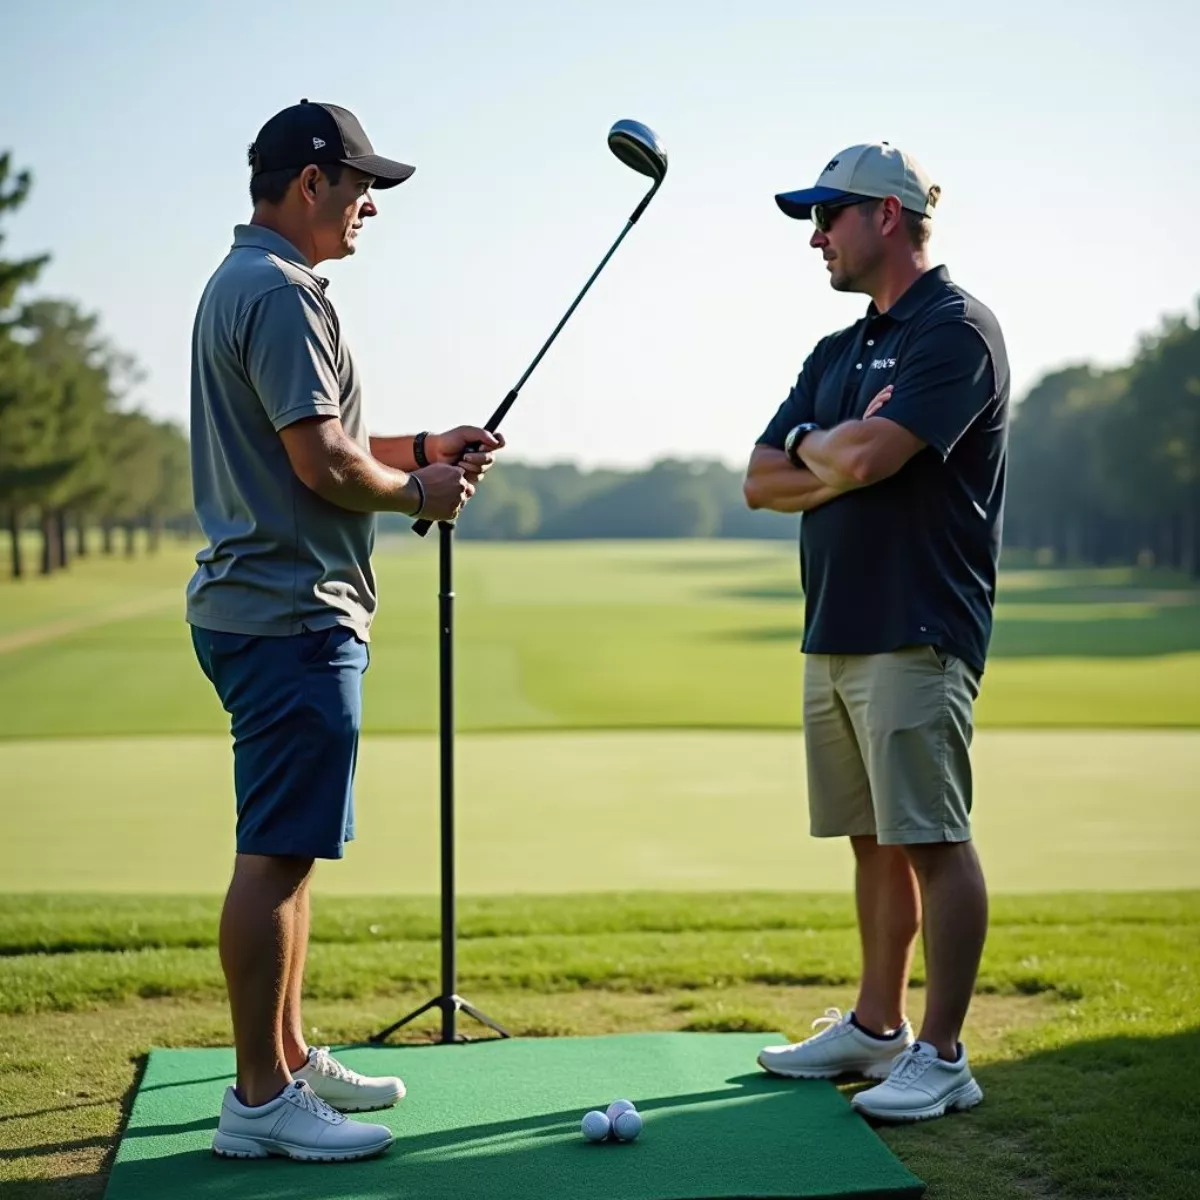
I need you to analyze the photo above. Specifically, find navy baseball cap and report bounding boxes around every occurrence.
[776,143,939,219]
[250,99,415,189]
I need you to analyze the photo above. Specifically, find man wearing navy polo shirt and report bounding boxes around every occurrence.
[745,144,1009,1122]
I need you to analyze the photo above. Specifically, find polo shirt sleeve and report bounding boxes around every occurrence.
[757,348,820,449]
[236,285,343,432]
[876,321,994,458]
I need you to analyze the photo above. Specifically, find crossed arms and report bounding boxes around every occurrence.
[743,386,927,514]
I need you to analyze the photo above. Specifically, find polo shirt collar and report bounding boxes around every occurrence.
[866,264,950,323]
[232,224,330,290]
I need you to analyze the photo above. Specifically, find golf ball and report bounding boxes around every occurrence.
[581,1110,611,1142]
[612,1109,643,1142]
[605,1098,637,1124]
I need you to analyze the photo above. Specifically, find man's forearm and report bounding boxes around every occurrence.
[744,448,847,513]
[369,435,419,472]
[314,438,424,514]
[796,424,877,489]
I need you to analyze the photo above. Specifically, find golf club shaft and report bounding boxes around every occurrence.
[411,184,658,537]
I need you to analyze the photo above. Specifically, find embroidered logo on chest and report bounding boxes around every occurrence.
[870,358,897,370]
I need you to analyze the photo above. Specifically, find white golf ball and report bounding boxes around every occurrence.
[605,1098,637,1124]
[612,1109,643,1142]
[581,1110,611,1142]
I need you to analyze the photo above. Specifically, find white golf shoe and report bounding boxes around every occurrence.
[757,1007,912,1079]
[851,1040,984,1122]
[292,1045,406,1112]
[212,1080,394,1162]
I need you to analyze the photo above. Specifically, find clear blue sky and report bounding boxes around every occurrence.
[4,0,1198,468]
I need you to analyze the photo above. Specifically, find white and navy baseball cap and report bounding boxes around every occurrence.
[776,143,940,219]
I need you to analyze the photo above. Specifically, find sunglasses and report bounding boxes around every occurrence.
[810,196,873,233]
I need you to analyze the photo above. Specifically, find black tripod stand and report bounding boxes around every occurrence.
[369,519,510,1044]
[370,119,667,1047]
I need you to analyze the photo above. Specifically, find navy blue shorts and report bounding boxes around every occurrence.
[191,624,369,859]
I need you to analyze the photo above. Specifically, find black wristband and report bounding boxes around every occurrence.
[408,473,426,517]
[784,422,821,468]
[413,430,431,468]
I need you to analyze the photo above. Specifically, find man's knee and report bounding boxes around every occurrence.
[850,834,882,860]
[851,834,911,869]
[903,839,981,879]
[230,852,315,896]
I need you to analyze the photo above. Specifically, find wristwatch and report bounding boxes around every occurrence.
[784,422,821,468]
[413,430,432,468]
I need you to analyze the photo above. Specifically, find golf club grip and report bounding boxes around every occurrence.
[409,448,481,536]
[411,390,517,536]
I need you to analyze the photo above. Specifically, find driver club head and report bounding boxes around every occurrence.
[607,119,668,183]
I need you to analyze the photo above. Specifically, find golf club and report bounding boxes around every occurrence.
[372,120,666,1046]
[411,118,667,536]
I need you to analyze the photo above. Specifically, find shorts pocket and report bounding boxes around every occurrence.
[297,624,351,665]
[927,644,952,671]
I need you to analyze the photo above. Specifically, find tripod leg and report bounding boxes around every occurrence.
[370,996,442,1044]
[455,997,512,1039]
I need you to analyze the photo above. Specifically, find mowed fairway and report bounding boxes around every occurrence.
[2,539,1199,895]
[3,730,1198,893]
[1,540,1199,739]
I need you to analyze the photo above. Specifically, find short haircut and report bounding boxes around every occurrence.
[903,209,932,249]
[860,198,931,249]
[247,147,343,205]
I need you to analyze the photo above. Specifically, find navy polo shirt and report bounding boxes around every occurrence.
[758,265,1010,674]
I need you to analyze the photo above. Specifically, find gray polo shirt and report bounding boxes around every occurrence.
[186,224,376,640]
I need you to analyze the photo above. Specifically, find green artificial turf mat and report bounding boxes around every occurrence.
[104,1033,923,1198]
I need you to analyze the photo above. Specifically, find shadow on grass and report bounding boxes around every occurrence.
[1,1176,110,1199]
[710,567,1200,658]
[856,1027,1200,1200]
[0,1057,149,1200]
[100,1053,148,1190]
[718,612,1200,657]
[712,592,1200,658]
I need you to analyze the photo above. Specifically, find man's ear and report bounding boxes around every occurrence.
[299,165,321,203]
[880,195,905,236]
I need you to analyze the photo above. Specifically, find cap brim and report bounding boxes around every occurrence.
[342,154,416,189]
[774,186,857,219]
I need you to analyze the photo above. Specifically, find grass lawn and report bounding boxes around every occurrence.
[2,541,1198,1197]
[1,892,1198,1199]
[1,730,1197,894]
[2,540,1199,736]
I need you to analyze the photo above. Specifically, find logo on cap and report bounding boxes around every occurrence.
[312,137,326,150]
[823,158,840,174]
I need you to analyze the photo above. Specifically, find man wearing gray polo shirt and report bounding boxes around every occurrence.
[188,99,504,1163]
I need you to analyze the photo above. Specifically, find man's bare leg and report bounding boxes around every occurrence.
[904,840,989,1060]
[281,873,313,1072]
[219,853,314,1107]
[850,835,922,1033]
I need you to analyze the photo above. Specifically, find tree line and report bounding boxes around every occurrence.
[395,457,801,542]
[0,154,190,579]
[3,147,1196,578]
[1004,311,1199,575]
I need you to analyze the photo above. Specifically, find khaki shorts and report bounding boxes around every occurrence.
[803,646,981,845]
